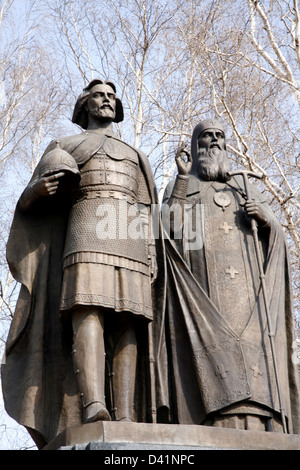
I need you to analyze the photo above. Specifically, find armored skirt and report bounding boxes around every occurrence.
[60,149,153,321]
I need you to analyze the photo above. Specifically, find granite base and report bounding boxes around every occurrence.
[42,421,300,451]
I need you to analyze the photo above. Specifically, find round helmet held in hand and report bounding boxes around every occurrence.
[39,141,81,193]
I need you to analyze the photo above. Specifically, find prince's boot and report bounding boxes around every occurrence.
[112,326,137,422]
[72,308,111,423]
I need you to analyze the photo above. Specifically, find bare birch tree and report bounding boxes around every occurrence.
[0,0,74,450]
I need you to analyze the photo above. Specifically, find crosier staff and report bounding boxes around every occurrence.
[228,169,288,434]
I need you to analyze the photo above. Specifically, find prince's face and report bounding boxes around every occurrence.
[87,84,116,122]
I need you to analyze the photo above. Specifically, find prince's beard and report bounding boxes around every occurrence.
[196,148,231,182]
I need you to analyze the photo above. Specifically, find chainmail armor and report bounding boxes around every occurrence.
[63,151,150,268]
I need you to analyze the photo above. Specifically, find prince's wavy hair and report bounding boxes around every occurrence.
[72,79,124,129]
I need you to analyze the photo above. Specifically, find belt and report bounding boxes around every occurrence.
[76,189,137,205]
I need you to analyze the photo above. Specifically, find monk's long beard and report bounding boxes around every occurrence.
[196,148,231,182]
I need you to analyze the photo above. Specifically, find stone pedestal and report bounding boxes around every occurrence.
[42,422,300,451]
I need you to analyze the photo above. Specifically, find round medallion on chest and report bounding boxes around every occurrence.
[213,191,231,211]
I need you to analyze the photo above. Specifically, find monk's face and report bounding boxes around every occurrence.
[195,128,230,182]
[87,84,116,122]
[197,129,226,153]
